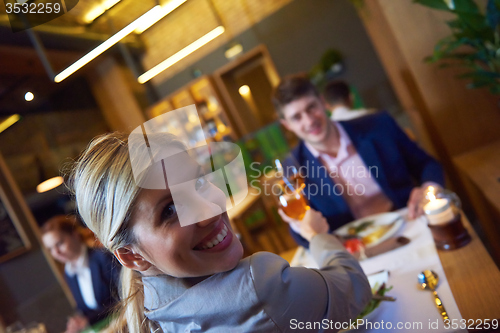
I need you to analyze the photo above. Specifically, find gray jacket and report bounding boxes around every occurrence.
[142,234,371,332]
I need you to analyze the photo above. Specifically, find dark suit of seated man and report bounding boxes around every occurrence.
[271,75,445,248]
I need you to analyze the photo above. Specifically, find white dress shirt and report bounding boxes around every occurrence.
[65,246,99,310]
[330,106,373,121]
[305,122,392,220]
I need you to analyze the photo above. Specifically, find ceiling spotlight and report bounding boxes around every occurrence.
[225,43,243,59]
[25,92,34,102]
[238,85,250,96]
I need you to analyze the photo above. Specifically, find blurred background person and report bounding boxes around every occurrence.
[41,215,120,333]
[323,80,375,121]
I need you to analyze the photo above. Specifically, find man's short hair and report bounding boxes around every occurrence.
[272,74,319,117]
[323,80,351,105]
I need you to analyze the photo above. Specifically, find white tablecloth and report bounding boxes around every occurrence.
[290,210,467,332]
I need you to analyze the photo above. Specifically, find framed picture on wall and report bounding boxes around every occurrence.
[0,200,30,264]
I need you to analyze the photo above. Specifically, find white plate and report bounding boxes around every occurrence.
[335,212,405,248]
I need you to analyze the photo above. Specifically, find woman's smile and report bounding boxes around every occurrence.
[130,186,243,278]
[193,219,233,251]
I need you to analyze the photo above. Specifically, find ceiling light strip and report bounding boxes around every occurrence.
[135,0,187,34]
[138,26,225,84]
[36,176,64,193]
[54,5,163,83]
[84,0,121,23]
[0,114,21,134]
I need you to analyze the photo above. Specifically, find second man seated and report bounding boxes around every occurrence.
[271,75,444,247]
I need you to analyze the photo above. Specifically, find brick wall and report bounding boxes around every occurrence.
[140,0,291,84]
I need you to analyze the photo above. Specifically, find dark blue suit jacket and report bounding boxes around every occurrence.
[65,247,120,324]
[289,112,445,247]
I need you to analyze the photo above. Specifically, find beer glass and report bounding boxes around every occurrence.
[273,156,309,220]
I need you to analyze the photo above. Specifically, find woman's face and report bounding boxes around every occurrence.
[42,230,82,264]
[129,150,244,278]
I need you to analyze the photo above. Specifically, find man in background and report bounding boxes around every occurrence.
[323,80,373,121]
[272,75,444,247]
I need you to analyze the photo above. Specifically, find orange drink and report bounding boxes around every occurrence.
[278,182,310,220]
[273,156,309,220]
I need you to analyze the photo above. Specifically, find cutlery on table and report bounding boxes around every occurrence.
[364,236,410,258]
[418,270,449,321]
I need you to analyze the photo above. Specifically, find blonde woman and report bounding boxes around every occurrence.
[70,132,371,333]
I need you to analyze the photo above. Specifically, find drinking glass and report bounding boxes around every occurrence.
[272,156,309,220]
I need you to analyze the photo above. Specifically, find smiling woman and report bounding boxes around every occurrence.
[70,131,372,333]
[40,215,120,332]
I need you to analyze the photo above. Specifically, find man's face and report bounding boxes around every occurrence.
[280,94,330,145]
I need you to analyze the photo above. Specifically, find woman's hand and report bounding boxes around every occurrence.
[278,208,329,242]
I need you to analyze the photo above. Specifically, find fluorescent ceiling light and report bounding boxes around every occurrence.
[0,114,21,134]
[55,2,181,83]
[138,26,225,84]
[36,176,64,193]
[83,0,121,24]
[135,0,186,34]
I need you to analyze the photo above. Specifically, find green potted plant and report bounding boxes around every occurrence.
[309,48,344,89]
[414,0,500,94]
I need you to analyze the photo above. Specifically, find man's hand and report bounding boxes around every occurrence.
[65,314,88,333]
[407,182,442,220]
[278,208,329,241]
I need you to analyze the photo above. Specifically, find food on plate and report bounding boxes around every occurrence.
[361,221,397,245]
[357,283,393,320]
[343,238,364,254]
[348,220,374,235]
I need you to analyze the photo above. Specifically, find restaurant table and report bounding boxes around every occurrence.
[279,210,500,331]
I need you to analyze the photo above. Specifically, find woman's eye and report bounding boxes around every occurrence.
[195,175,208,190]
[161,203,177,222]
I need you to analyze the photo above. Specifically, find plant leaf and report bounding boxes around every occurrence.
[446,18,463,28]
[453,0,480,14]
[414,0,451,11]
[416,0,500,94]
[456,12,491,37]
[458,70,500,78]
[486,0,500,28]
[467,81,492,88]
[488,84,500,93]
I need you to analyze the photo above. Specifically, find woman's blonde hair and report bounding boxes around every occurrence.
[70,131,182,333]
